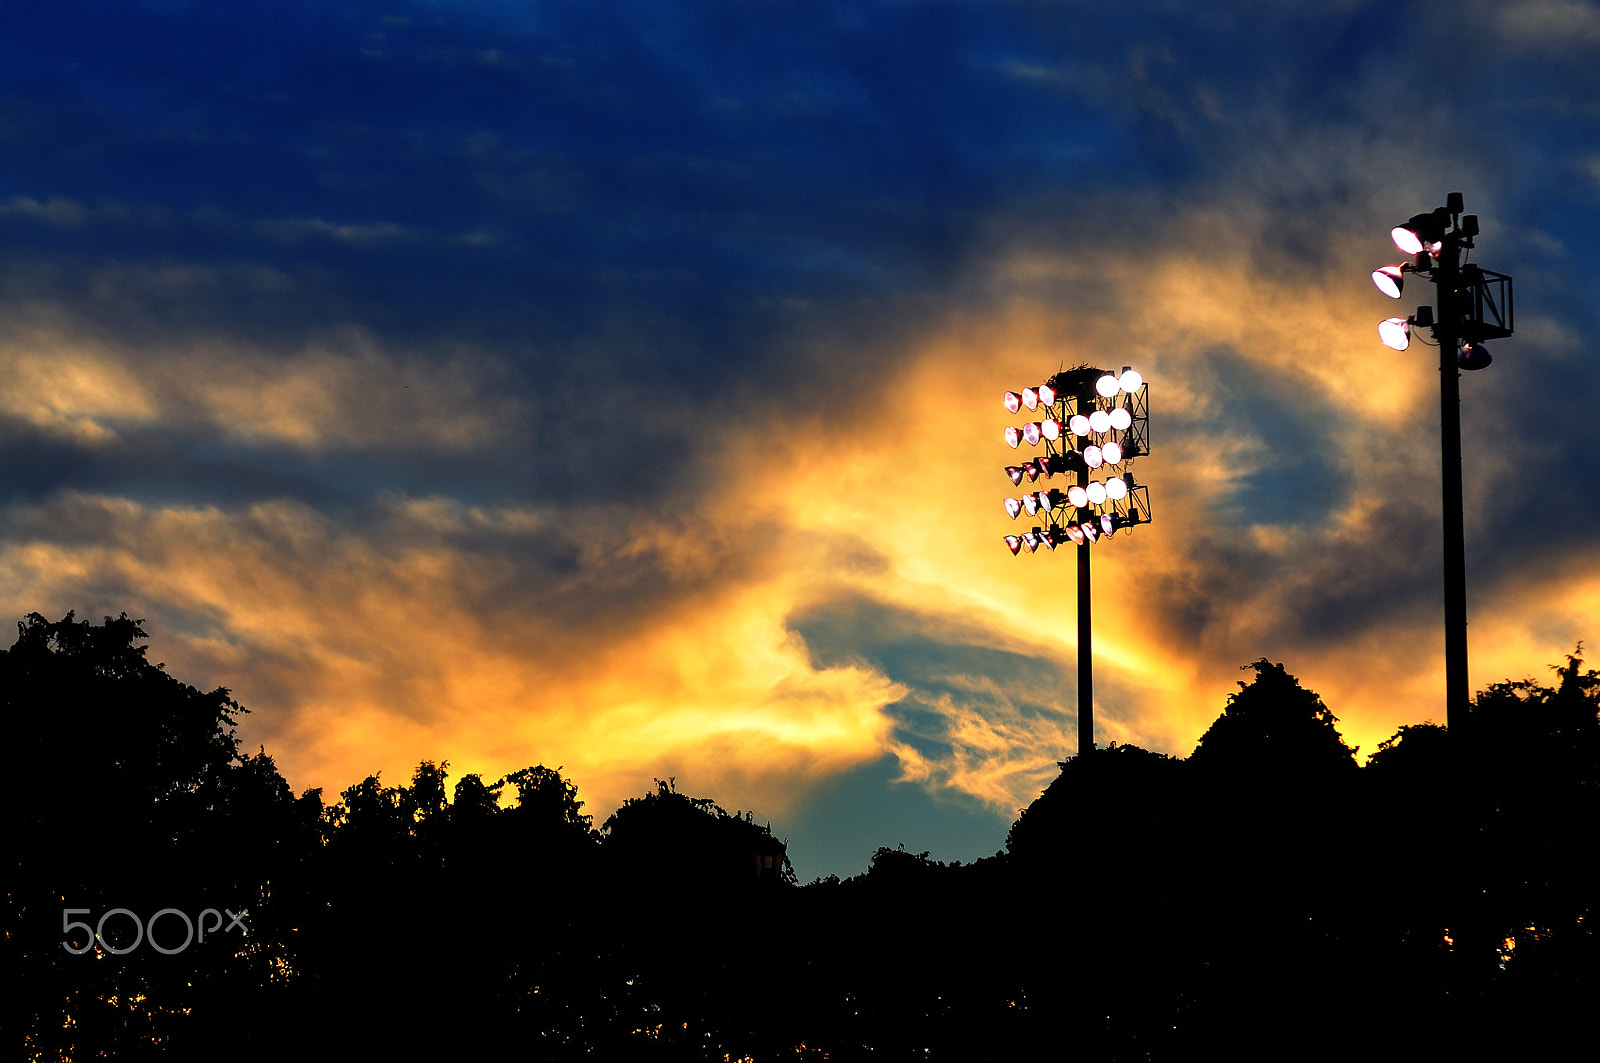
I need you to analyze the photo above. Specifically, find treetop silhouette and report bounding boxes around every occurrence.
[1189,658,1359,777]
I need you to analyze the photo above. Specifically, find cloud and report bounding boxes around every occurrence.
[0,196,92,227]
[1492,0,1600,46]
[0,317,523,456]
[0,488,907,820]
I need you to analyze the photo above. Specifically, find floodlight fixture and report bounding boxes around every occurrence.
[1095,374,1120,398]
[1021,530,1039,553]
[1457,340,1492,371]
[1037,384,1057,405]
[1101,441,1122,465]
[1023,493,1041,516]
[1088,409,1112,434]
[1066,484,1089,508]
[1119,368,1143,393]
[1081,520,1099,543]
[1004,535,1022,555]
[1372,264,1408,299]
[1379,317,1411,351]
[1064,525,1086,546]
[1086,481,1107,505]
[1084,445,1104,468]
[1023,422,1043,446]
[1391,210,1446,257]
[1005,426,1021,448]
[1105,476,1128,501]
[1004,391,1022,414]
[1109,407,1132,431]
[1040,418,1062,441]
[1069,414,1091,437]
[1005,497,1023,520]
[1391,224,1425,256]
[1023,460,1041,481]
[1005,465,1026,486]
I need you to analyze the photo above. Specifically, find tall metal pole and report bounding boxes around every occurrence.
[1434,234,1469,732]
[1077,462,1093,758]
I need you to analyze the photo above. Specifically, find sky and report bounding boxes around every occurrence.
[3,0,1598,882]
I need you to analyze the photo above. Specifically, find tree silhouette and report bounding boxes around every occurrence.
[9,609,1599,1061]
[1189,658,1359,777]
[601,777,794,891]
[1,612,308,1062]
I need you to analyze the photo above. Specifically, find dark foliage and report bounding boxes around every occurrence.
[5,613,1598,1061]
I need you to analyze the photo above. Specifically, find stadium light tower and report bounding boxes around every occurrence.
[1002,366,1151,758]
[1372,193,1513,732]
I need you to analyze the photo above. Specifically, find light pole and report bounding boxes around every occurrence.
[1373,193,1513,731]
[1002,366,1152,757]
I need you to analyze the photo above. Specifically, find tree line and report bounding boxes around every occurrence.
[4,611,1597,1060]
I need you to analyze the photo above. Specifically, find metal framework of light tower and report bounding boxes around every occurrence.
[1002,366,1152,757]
[1372,193,1514,732]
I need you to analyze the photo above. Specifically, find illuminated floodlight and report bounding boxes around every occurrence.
[1378,317,1411,351]
[1005,497,1023,520]
[1081,521,1099,543]
[1021,531,1039,553]
[1391,213,1443,256]
[1023,493,1041,516]
[1065,525,1086,546]
[1022,387,1040,410]
[1037,384,1056,405]
[1005,465,1026,486]
[1391,225,1425,255]
[1040,418,1062,441]
[1033,457,1053,479]
[1069,414,1091,437]
[1042,489,1064,511]
[1023,422,1043,446]
[1023,460,1041,482]
[1101,441,1123,465]
[1067,484,1089,508]
[1088,409,1112,434]
[1118,369,1142,393]
[1100,514,1116,537]
[1005,426,1021,448]
[1086,481,1107,505]
[1372,265,1406,299]
[1004,391,1022,414]
[1004,535,1022,555]
[1096,374,1120,398]
[1109,407,1132,431]
[1084,445,1104,469]
[1038,529,1057,552]
[1105,476,1128,501]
